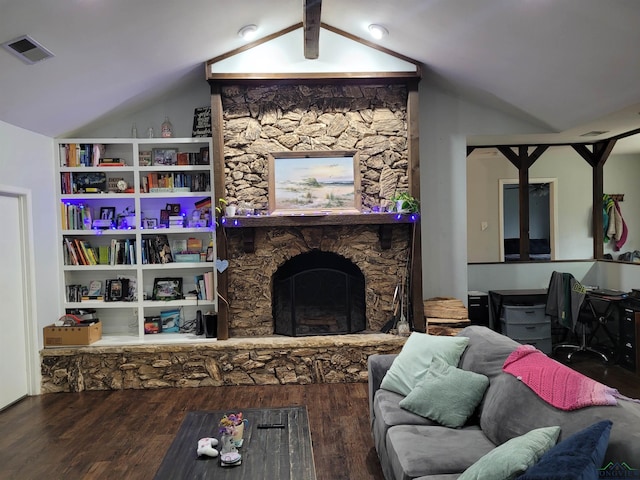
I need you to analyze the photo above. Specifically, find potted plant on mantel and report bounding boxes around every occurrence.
[392,191,420,213]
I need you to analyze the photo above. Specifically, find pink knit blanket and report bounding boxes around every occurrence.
[503,345,619,411]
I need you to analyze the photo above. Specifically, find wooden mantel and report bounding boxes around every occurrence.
[221,212,420,252]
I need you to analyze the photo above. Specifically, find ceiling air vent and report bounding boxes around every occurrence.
[580,130,609,137]
[2,35,54,64]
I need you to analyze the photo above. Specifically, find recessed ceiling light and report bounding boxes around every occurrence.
[368,24,389,40]
[238,24,258,41]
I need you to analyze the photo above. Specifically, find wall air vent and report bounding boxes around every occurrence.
[2,35,54,64]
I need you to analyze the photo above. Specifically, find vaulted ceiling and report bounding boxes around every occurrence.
[1,0,639,151]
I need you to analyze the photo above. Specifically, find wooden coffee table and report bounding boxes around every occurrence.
[154,406,316,479]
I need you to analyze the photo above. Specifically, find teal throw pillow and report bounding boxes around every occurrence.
[380,332,469,396]
[516,420,612,480]
[458,426,561,480]
[399,358,489,428]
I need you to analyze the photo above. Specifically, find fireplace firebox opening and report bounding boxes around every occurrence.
[272,250,366,337]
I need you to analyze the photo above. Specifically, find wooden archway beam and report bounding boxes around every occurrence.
[304,0,322,59]
[571,139,617,259]
[495,145,548,260]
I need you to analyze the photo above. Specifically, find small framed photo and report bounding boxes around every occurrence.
[165,203,181,215]
[152,148,178,166]
[142,218,158,229]
[198,147,210,165]
[100,207,116,221]
[105,278,129,302]
[152,277,183,301]
[206,246,214,262]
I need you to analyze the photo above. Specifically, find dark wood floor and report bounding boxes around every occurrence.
[0,353,638,480]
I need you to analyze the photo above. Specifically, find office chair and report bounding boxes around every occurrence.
[546,271,609,363]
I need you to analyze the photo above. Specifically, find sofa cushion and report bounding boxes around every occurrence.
[387,425,496,480]
[516,420,612,480]
[380,332,469,396]
[458,426,560,480]
[399,358,490,428]
[457,326,520,380]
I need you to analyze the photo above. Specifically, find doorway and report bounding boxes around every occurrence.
[0,189,37,410]
[499,178,558,261]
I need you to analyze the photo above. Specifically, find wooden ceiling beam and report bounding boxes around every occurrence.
[304,0,322,59]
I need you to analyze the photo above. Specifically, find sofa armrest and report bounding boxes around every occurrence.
[368,353,397,424]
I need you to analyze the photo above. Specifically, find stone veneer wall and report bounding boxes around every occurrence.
[40,334,405,393]
[221,83,409,211]
[219,84,413,337]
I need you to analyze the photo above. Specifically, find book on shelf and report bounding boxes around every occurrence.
[60,203,93,230]
[204,271,214,301]
[98,158,125,167]
[64,239,80,265]
[60,143,99,167]
[81,295,104,301]
[66,284,82,302]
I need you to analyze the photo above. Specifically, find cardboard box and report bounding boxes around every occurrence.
[43,321,102,347]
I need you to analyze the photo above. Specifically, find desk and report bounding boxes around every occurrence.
[488,289,548,331]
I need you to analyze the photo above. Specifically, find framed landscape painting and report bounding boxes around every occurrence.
[268,151,361,215]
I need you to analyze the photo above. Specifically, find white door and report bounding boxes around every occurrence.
[0,193,29,409]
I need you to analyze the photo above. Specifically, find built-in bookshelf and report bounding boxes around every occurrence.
[55,138,217,346]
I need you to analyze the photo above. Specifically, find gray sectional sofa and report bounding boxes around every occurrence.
[368,325,640,480]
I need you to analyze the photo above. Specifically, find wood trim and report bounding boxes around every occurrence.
[210,84,229,340]
[407,79,424,331]
[320,23,422,72]
[496,145,548,261]
[303,0,322,59]
[206,23,302,71]
[207,71,420,82]
[205,22,421,82]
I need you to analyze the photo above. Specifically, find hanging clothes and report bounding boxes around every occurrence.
[603,194,615,242]
[614,199,628,251]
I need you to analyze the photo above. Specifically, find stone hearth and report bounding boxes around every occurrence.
[40,334,406,393]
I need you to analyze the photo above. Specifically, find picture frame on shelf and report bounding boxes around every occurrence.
[100,207,116,221]
[142,218,158,229]
[267,150,361,215]
[152,277,183,301]
[198,147,210,165]
[206,246,214,262]
[73,172,107,194]
[152,148,178,166]
[139,151,152,166]
[165,203,181,215]
[105,278,129,302]
[159,209,170,228]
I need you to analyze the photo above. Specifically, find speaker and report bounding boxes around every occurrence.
[204,313,217,338]
[195,310,204,336]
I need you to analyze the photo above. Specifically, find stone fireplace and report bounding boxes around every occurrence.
[272,250,366,336]
[214,82,421,338]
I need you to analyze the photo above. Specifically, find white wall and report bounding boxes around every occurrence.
[418,76,552,302]
[468,261,599,293]
[0,120,57,390]
[71,75,210,138]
